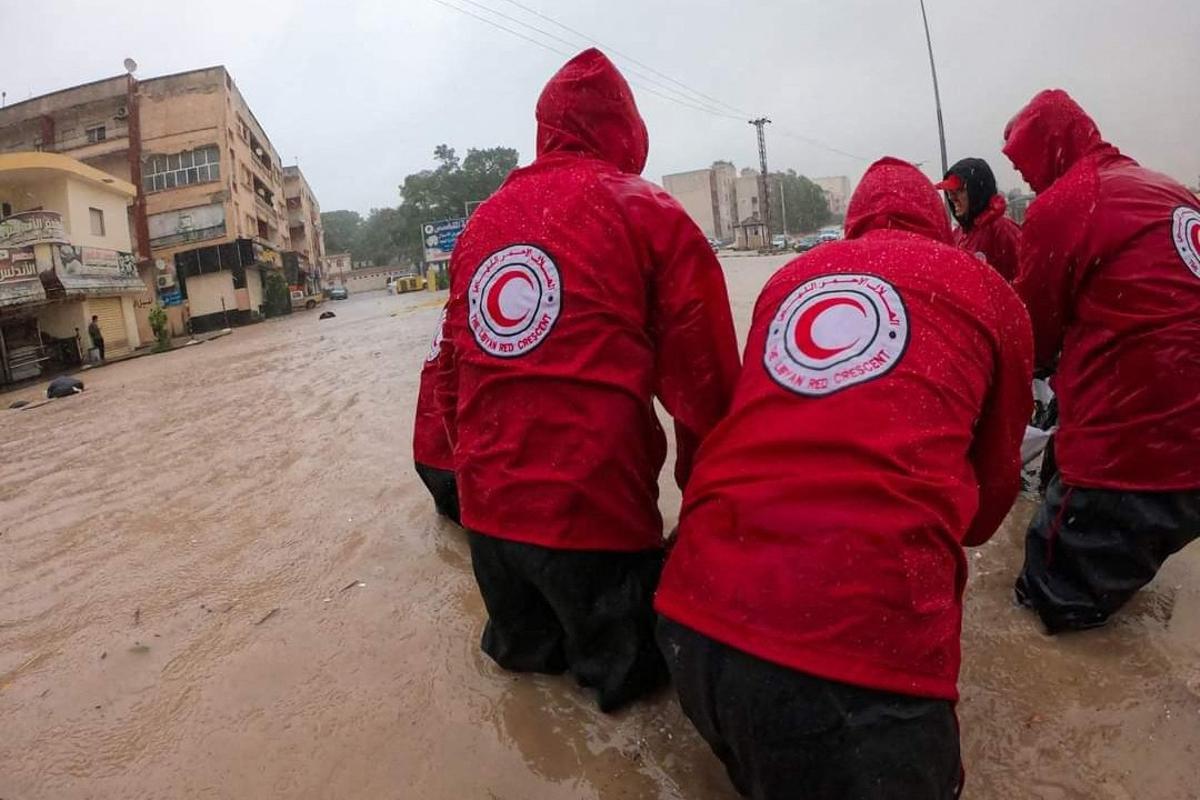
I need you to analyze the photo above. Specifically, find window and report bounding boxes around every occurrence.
[142,145,221,193]
[89,208,105,236]
[85,125,107,143]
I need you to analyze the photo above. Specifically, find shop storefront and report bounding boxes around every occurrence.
[0,211,144,383]
[172,238,284,333]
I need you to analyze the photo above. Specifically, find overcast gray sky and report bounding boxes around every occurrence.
[6,0,1198,214]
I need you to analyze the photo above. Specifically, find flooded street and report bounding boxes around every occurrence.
[2,256,1199,799]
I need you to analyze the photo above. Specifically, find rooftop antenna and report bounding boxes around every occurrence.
[123,58,138,75]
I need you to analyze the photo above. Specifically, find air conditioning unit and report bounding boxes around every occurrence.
[114,105,129,120]
[156,274,176,289]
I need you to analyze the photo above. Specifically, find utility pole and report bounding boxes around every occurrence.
[919,0,949,176]
[749,117,772,243]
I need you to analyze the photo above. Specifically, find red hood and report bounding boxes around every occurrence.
[844,157,952,244]
[1002,89,1113,193]
[535,49,649,175]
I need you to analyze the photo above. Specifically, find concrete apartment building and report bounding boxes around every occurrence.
[813,175,852,217]
[0,152,142,384]
[734,168,766,226]
[0,66,317,335]
[661,161,738,241]
[662,161,772,248]
[283,165,324,296]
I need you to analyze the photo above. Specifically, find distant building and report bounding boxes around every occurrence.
[662,161,738,241]
[812,175,852,217]
[320,252,351,288]
[340,264,411,294]
[735,168,764,226]
[0,66,318,334]
[283,165,325,296]
[0,152,144,383]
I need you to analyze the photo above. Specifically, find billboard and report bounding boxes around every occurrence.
[0,210,67,248]
[421,218,467,264]
[0,246,47,307]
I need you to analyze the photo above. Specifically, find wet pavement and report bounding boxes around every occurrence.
[1,258,1198,799]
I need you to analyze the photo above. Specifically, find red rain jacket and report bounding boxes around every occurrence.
[953,194,1021,281]
[435,49,740,551]
[1004,89,1200,491]
[413,305,453,470]
[656,158,1033,701]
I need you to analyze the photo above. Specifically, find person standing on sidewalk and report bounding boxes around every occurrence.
[436,49,740,712]
[655,157,1033,799]
[934,157,1021,281]
[87,315,105,362]
[1004,89,1200,633]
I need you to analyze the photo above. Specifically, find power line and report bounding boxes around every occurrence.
[429,0,744,121]
[430,0,868,162]
[484,0,869,162]
[774,127,872,163]
[448,0,741,119]
[494,0,753,118]
[428,0,570,57]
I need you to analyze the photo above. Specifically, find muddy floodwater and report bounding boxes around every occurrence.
[2,255,1198,799]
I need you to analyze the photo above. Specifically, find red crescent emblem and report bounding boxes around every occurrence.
[486,270,534,327]
[1190,222,1200,256]
[794,297,866,360]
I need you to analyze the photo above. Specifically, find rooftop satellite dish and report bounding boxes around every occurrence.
[123,58,138,75]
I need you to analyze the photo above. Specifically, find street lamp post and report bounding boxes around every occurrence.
[919,0,949,177]
[778,180,788,239]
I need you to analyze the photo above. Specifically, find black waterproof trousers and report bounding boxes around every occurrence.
[656,617,962,800]
[467,531,667,712]
[414,462,460,526]
[1017,475,1200,633]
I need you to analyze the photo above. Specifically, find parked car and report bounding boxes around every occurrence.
[705,237,721,253]
[329,286,349,300]
[817,225,843,243]
[770,235,789,250]
[793,234,821,253]
[290,289,324,311]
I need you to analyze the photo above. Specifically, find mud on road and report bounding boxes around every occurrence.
[2,260,1199,799]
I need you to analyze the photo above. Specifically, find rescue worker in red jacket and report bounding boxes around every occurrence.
[436,49,740,712]
[655,157,1033,799]
[934,157,1021,281]
[1004,89,1200,633]
[413,304,459,524]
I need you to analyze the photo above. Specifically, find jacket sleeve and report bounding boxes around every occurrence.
[434,270,466,455]
[964,286,1034,547]
[988,219,1021,283]
[1011,174,1095,369]
[641,193,741,491]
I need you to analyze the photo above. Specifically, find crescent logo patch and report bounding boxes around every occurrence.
[425,306,447,363]
[468,244,561,357]
[763,272,909,396]
[1172,206,1200,279]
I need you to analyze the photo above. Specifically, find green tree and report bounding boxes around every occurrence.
[319,145,518,269]
[393,144,518,264]
[320,209,362,254]
[767,171,832,236]
[263,272,291,318]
